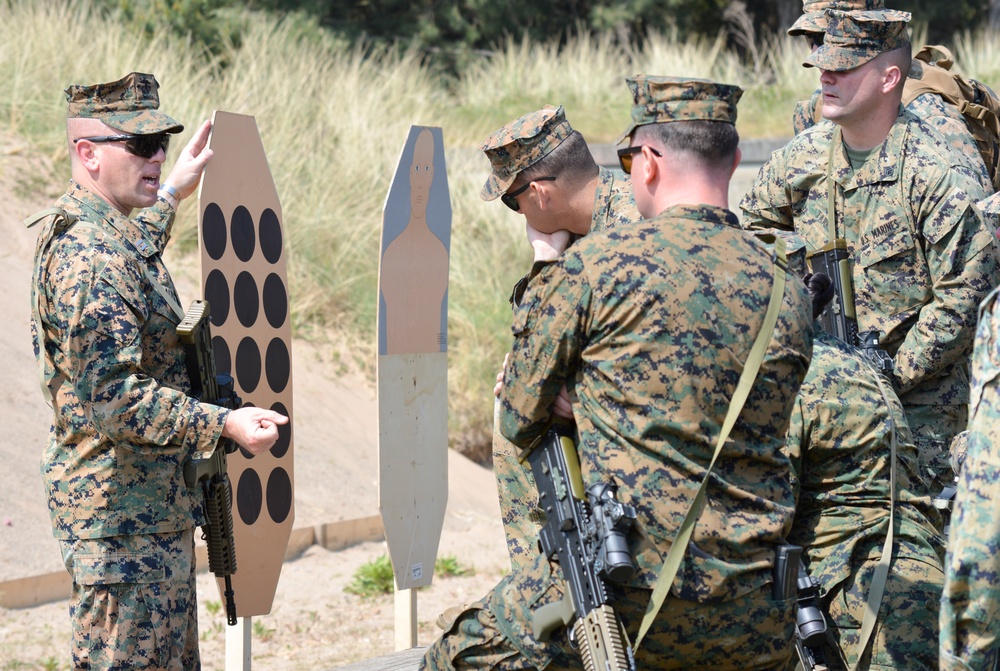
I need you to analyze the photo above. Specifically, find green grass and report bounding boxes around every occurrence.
[3,0,998,459]
[344,553,475,597]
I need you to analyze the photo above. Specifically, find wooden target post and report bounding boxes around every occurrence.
[198,111,294,669]
[377,126,451,649]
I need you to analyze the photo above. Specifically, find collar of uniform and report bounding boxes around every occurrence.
[827,108,907,191]
[64,180,160,259]
[591,166,617,232]
[660,203,742,229]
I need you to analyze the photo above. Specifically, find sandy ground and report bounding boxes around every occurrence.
[0,135,510,670]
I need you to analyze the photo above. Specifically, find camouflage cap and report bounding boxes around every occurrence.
[616,75,743,145]
[478,105,573,201]
[803,9,911,71]
[65,72,183,135]
[787,0,884,37]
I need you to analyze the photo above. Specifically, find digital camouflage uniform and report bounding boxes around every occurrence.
[422,76,815,671]
[28,73,228,670]
[480,107,639,572]
[939,271,1000,670]
[788,2,993,194]
[740,10,1000,505]
[786,329,945,670]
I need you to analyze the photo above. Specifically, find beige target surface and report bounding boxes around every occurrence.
[377,126,451,590]
[198,110,294,616]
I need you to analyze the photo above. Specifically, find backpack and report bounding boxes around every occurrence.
[904,44,1000,192]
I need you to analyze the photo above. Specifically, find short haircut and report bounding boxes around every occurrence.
[632,119,739,168]
[880,44,912,83]
[519,130,598,187]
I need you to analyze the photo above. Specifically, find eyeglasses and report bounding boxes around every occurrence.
[806,33,824,50]
[73,133,171,159]
[617,145,662,174]
[501,176,556,211]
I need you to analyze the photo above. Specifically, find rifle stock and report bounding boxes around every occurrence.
[177,299,241,626]
[522,421,637,671]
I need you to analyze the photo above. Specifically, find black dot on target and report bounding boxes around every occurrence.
[270,402,291,458]
[236,468,262,526]
[235,337,261,394]
[259,209,282,264]
[265,338,290,394]
[204,269,230,327]
[202,202,227,261]
[212,336,231,376]
[231,205,256,262]
[233,272,259,328]
[266,467,292,524]
[262,274,287,329]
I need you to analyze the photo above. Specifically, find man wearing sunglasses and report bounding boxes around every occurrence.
[26,72,287,670]
[421,76,814,670]
[787,0,991,193]
[474,106,639,577]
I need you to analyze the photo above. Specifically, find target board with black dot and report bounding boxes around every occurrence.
[377,125,451,591]
[198,110,293,617]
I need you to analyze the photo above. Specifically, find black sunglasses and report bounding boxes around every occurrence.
[501,176,556,211]
[806,32,824,50]
[74,133,171,159]
[617,145,663,174]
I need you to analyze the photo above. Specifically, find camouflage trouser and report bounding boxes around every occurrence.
[491,397,545,573]
[904,402,967,500]
[824,554,944,671]
[423,551,796,671]
[59,529,200,671]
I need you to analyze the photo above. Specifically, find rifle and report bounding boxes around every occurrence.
[774,545,848,671]
[521,420,638,671]
[177,299,241,626]
[807,240,894,375]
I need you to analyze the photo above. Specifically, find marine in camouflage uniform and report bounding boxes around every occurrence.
[787,1,993,195]
[422,76,814,670]
[478,106,639,573]
[787,274,945,670]
[940,194,1000,671]
[740,10,1000,507]
[28,73,284,670]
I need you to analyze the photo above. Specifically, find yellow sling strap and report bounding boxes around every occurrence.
[633,235,788,651]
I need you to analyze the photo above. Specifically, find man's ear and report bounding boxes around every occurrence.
[730,146,742,178]
[882,63,902,93]
[641,145,658,187]
[74,140,101,172]
[532,179,554,211]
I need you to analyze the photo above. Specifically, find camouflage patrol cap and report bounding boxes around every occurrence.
[804,9,911,72]
[65,72,183,135]
[616,75,743,145]
[787,0,884,37]
[478,105,573,201]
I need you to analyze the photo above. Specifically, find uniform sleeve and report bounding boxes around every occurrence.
[61,244,227,456]
[134,193,177,254]
[499,253,592,448]
[739,150,796,232]
[893,182,1000,394]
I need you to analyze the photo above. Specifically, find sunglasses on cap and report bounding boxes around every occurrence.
[617,145,662,174]
[74,133,171,159]
[501,176,556,211]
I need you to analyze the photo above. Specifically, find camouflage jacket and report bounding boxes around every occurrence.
[741,108,999,408]
[587,166,640,234]
[499,204,814,602]
[785,328,944,592]
[940,286,1000,671]
[30,180,228,540]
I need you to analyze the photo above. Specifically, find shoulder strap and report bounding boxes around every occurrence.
[633,236,789,651]
[852,372,898,669]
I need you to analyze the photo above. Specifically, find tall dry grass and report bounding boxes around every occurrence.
[3,0,998,458]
